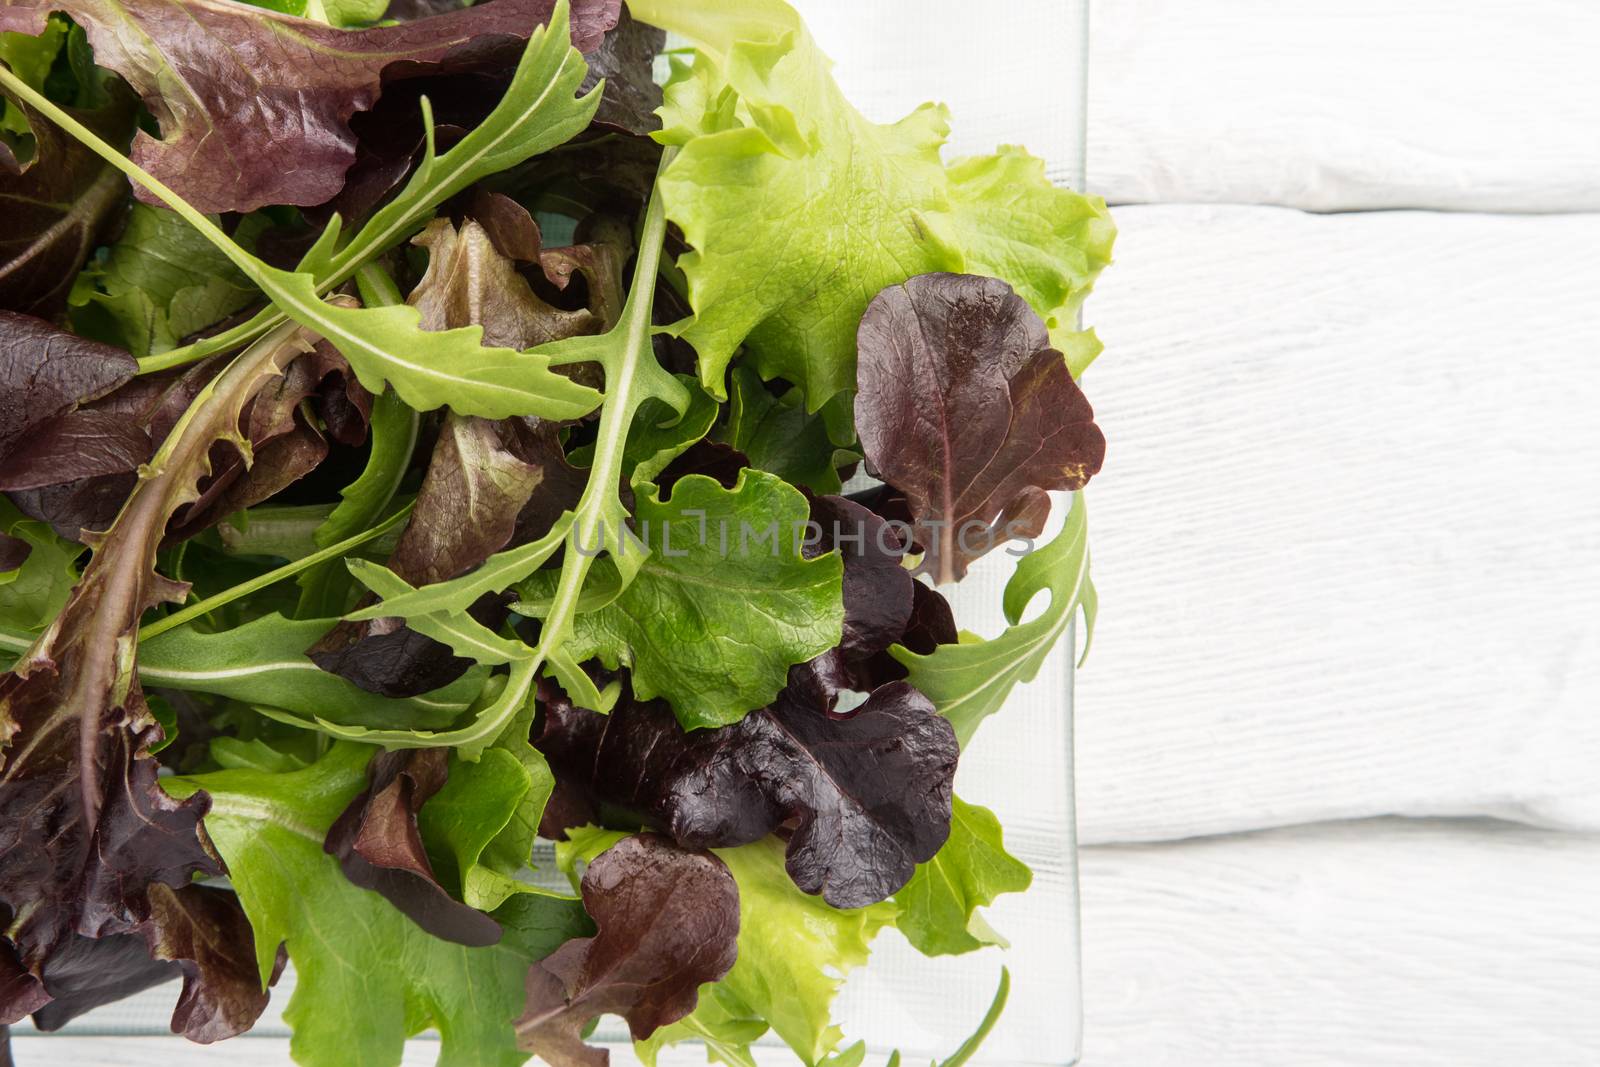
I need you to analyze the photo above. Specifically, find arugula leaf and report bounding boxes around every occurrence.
[0,0,618,214]
[520,470,844,728]
[893,796,1032,957]
[165,744,576,1067]
[891,493,1094,747]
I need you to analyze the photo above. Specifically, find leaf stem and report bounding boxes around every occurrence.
[138,503,413,642]
[535,145,679,662]
[0,64,257,283]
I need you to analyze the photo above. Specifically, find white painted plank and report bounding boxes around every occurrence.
[1079,819,1600,1066]
[1088,0,1600,212]
[796,0,1088,186]
[1075,204,1600,844]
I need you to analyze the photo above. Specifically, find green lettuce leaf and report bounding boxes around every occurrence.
[165,744,583,1067]
[74,203,261,357]
[418,701,557,911]
[931,146,1115,378]
[518,469,845,729]
[630,0,1114,410]
[893,796,1032,957]
[718,365,850,494]
[0,498,80,632]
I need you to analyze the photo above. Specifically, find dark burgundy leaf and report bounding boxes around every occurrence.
[0,411,151,491]
[0,88,135,320]
[23,884,272,1043]
[0,313,137,465]
[0,0,620,214]
[307,596,507,699]
[536,672,958,908]
[516,833,738,1064]
[5,358,221,541]
[0,319,334,1033]
[578,6,665,136]
[325,749,500,947]
[14,930,176,1030]
[5,477,132,544]
[901,581,959,655]
[855,272,1106,583]
[805,493,913,658]
[307,76,476,229]
[0,534,27,573]
[469,189,544,263]
[656,439,748,492]
[142,884,279,1043]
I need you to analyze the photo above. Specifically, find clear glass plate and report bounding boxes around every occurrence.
[21,2,1089,1063]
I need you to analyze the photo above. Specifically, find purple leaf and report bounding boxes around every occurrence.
[0,88,135,320]
[536,671,958,908]
[805,492,914,658]
[324,749,501,947]
[0,313,137,468]
[516,834,738,1065]
[0,0,621,214]
[577,6,665,136]
[0,320,336,1034]
[855,272,1105,583]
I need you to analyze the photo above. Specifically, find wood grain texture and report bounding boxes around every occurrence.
[1079,819,1600,1065]
[1088,0,1600,212]
[1076,203,1600,845]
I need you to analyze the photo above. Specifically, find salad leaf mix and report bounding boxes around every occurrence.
[0,0,1112,1063]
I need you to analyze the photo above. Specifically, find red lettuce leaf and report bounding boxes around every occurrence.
[324,748,501,947]
[577,5,664,136]
[0,0,621,214]
[3,358,218,542]
[855,272,1106,583]
[536,667,958,908]
[0,313,137,469]
[0,317,337,1035]
[516,833,738,1065]
[805,492,915,658]
[0,84,135,320]
[0,534,26,573]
